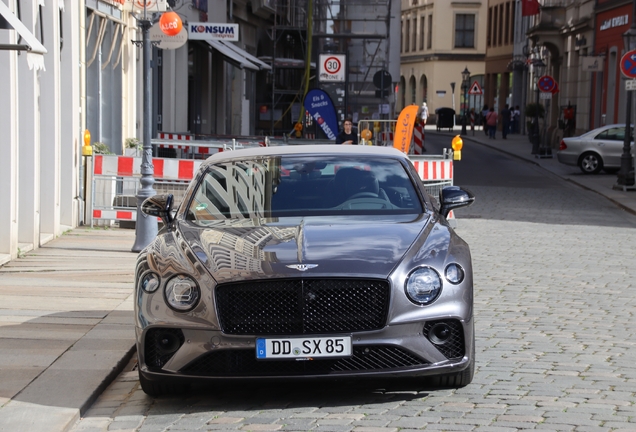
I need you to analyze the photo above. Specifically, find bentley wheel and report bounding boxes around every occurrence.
[138,368,189,397]
[579,152,603,174]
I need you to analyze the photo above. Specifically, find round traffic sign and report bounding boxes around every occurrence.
[538,75,556,93]
[323,56,341,75]
[620,49,636,79]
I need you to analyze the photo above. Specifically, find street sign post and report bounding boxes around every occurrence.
[318,54,345,82]
[468,81,482,95]
[620,49,636,79]
[538,75,556,93]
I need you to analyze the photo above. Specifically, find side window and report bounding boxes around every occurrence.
[595,130,609,140]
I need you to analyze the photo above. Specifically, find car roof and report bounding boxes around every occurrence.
[202,144,410,166]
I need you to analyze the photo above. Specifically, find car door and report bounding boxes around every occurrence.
[593,127,625,168]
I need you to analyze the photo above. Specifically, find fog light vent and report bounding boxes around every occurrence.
[423,319,465,360]
[144,328,185,370]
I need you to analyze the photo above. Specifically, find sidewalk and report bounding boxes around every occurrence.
[0,228,137,432]
[426,124,636,216]
[0,131,635,432]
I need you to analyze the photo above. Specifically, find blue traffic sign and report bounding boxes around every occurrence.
[620,49,636,79]
[538,75,556,93]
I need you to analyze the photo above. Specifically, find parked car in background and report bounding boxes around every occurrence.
[134,145,476,396]
[557,124,634,174]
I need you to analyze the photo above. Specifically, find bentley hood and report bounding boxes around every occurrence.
[178,215,430,283]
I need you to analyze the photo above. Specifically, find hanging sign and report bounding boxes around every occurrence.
[467,81,483,95]
[150,22,187,49]
[122,0,166,13]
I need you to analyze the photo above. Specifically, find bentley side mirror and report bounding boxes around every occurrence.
[439,186,475,218]
[141,194,174,228]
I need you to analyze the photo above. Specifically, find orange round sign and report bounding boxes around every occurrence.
[159,11,182,36]
[360,129,372,140]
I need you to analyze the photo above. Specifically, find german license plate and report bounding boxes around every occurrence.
[256,336,352,359]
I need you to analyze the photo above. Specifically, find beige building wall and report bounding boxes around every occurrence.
[399,0,487,118]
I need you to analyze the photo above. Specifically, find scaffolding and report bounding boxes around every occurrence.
[259,0,398,137]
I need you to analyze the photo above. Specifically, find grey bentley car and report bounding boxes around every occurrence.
[135,145,475,396]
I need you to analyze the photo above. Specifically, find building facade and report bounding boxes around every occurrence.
[399,0,487,122]
[1,0,84,265]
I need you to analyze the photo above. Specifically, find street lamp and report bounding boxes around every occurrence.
[615,0,636,189]
[131,7,160,252]
[461,67,470,135]
[530,57,546,155]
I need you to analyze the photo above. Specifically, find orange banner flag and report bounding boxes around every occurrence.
[393,105,420,154]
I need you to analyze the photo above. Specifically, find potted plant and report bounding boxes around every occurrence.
[124,137,142,156]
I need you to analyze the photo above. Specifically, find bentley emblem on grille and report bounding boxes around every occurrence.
[286,264,318,271]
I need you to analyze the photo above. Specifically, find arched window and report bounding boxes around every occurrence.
[420,75,428,103]
[409,76,417,104]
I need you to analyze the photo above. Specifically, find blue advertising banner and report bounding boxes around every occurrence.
[303,89,338,140]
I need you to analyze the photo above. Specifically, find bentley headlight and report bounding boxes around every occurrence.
[444,263,465,285]
[140,272,160,293]
[165,275,200,312]
[405,267,442,305]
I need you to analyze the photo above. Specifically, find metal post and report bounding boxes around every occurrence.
[461,84,467,135]
[616,89,634,187]
[132,16,158,252]
[531,83,540,155]
[615,0,636,188]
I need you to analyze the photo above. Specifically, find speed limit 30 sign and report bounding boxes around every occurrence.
[319,54,346,82]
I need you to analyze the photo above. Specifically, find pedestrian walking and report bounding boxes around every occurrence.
[420,102,429,127]
[500,104,511,139]
[512,105,521,134]
[481,104,489,136]
[486,107,497,139]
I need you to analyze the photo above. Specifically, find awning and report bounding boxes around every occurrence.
[0,1,47,71]
[206,40,270,71]
[218,40,271,71]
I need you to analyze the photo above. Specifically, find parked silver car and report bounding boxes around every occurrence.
[134,145,475,396]
[557,124,634,174]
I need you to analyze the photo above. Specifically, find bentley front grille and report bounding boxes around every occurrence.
[215,279,390,335]
[179,345,429,376]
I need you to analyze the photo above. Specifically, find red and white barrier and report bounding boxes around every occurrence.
[411,159,453,181]
[413,124,424,155]
[93,155,204,181]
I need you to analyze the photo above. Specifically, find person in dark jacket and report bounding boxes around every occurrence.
[336,118,358,144]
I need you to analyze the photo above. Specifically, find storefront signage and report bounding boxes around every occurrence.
[188,22,239,41]
[581,56,603,72]
[600,15,629,31]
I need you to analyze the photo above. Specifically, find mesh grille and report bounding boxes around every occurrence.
[216,279,390,335]
[423,319,465,360]
[179,345,429,376]
[144,328,185,370]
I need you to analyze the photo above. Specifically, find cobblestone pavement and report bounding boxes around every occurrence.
[70,163,636,431]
